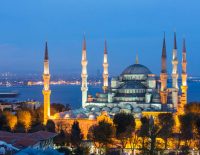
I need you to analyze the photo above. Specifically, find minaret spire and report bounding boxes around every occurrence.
[174,32,177,49]
[104,40,107,54]
[43,42,51,125]
[81,35,88,108]
[161,33,167,73]
[44,42,48,60]
[135,53,139,64]
[82,34,86,51]
[171,32,179,109]
[182,38,187,64]
[160,33,168,105]
[103,40,109,92]
[181,38,187,84]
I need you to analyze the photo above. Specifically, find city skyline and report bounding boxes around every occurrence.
[0,0,199,76]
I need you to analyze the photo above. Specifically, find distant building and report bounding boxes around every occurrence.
[0,131,57,154]
[0,102,20,111]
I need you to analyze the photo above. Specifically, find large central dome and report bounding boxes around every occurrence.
[122,64,152,75]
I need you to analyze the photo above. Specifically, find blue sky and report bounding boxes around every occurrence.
[0,0,199,76]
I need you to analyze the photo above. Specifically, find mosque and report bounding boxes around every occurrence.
[42,33,188,132]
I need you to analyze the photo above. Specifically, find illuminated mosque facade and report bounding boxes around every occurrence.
[42,33,188,125]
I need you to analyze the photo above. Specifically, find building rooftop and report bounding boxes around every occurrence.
[0,130,57,150]
[122,63,152,75]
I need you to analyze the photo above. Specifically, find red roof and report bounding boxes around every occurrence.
[0,131,57,149]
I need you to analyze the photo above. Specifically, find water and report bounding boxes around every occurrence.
[0,82,199,109]
[0,85,101,109]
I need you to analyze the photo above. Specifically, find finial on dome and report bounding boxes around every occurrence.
[135,53,139,64]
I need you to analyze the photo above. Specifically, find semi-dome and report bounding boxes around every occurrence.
[122,64,152,75]
[102,107,111,112]
[91,106,101,112]
[124,104,133,110]
[120,81,146,89]
[76,113,87,118]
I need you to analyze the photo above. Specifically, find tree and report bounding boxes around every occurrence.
[0,113,7,130]
[32,106,43,125]
[138,116,162,155]
[138,117,150,153]
[70,121,83,148]
[0,111,17,131]
[179,114,193,148]
[128,130,140,155]
[148,117,161,155]
[88,120,114,154]
[195,117,200,154]
[185,102,200,114]
[6,113,17,132]
[46,119,56,132]
[113,112,135,153]
[17,110,32,132]
[57,147,71,155]
[54,129,71,147]
[51,103,71,116]
[182,104,200,153]
[158,113,175,149]
[71,146,90,155]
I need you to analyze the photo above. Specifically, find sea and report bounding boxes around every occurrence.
[0,81,199,109]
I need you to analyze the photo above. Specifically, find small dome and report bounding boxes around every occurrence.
[91,106,101,112]
[122,64,152,75]
[133,107,142,113]
[102,107,111,112]
[111,107,120,113]
[88,113,97,120]
[124,104,133,110]
[76,113,87,118]
[107,104,114,108]
[64,112,74,119]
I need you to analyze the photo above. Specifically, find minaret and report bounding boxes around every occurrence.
[160,33,168,105]
[81,36,88,108]
[102,40,109,92]
[179,38,188,114]
[43,42,51,125]
[171,32,179,109]
[172,32,179,89]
